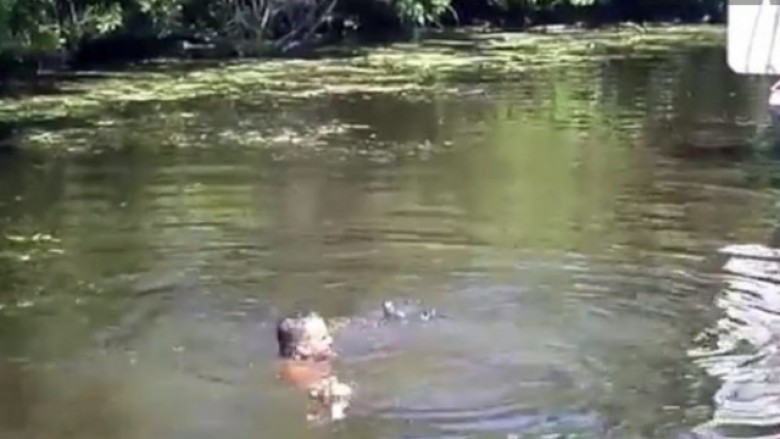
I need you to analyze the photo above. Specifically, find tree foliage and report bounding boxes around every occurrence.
[0,0,725,69]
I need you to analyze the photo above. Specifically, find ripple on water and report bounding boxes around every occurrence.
[690,244,780,437]
[322,244,715,439]
[379,404,607,438]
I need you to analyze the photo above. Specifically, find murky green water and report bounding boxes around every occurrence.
[2,27,780,439]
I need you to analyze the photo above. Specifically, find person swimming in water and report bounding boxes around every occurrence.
[275,311,352,422]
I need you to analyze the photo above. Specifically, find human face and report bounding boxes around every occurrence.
[297,315,335,360]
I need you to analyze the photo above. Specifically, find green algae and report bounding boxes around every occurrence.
[1,24,724,152]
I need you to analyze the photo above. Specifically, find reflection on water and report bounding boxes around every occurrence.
[1,38,780,438]
[690,244,780,438]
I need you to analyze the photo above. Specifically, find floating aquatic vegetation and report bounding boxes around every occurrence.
[1,25,723,131]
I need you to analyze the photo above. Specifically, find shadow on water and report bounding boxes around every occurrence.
[0,72,117,100]
[3,31,780,439]
[0,43,373,101]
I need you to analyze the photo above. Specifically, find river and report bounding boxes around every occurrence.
[0,26,779,439]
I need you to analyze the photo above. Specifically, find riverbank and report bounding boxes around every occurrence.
[0,0,725,82]
[2,23,725,102]
[0,0,726,86]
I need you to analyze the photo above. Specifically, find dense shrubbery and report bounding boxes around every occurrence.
[0,0,725,71]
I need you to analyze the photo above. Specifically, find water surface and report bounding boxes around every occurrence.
[1,31,780,439]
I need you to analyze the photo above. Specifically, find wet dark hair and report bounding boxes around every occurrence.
[276,312,318,358]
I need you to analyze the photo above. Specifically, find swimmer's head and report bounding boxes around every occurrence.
[276,312,335,360]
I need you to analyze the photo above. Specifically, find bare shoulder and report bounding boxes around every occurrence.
[276,359,333,391]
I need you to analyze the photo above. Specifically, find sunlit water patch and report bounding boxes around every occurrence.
[690,244,780,438]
